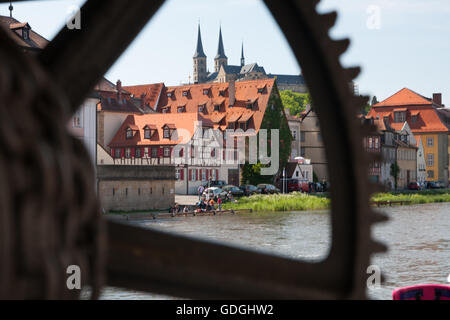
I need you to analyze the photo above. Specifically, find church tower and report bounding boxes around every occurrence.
[214,26,228,73]
[193,24,207,84]
[240,42,245,67]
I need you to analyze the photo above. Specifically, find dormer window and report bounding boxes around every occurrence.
[126,128,133,139]
[23,28,29,40]
[257,84,266,94]
[203,89,209,95]
[167,92,172,97]
[177,106,186,113]
[163,128,170,138]
[394,110,406,123]
[161,106,170,113]
[214,104,221,112]
[198,104,206,113]
[246,103,253,109]
[219,90,226,97]
[182,89,190,97]
[144,128,151,138]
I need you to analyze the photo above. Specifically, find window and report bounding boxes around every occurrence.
[368,137,373,149]
[125,148,131,158]
[151,148,158,158]
[177,106,185,113]
[175,169,180,180]
[300,147,306,157]
[374,137,379,149]
[239,122,246,130]
[115,149,121,158]
[411,115,417,123]
[73,110,82,128]
[198,105,205,113]
[427,170,434,178]
[427,153,434,167]
[394,111,406,123]
[300,132,305,142]
[126,128,133,139]
[427,137,434,146]
[182,90,189,96]
[214,104,221,111]
[163,128,170,138]
[257,87,264,93]
[135,148,141,158]
[167,92,173,98]
[292,130,297,140]
[246,103,253,109]
[144,129,151,139]
[203,89,209,95]
[219,90,225,97]
[201,169,206,181]
[190,169,196,181]
[23,28,29,40]
[164,147,170,157]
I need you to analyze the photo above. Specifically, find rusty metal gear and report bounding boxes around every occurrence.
[0,0,387,299]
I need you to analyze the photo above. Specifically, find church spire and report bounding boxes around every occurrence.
[215,26,227,60]
[240,41,245,66]
[193,23,206,58]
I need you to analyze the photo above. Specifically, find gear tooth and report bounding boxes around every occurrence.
[371,240,388,254]
[334,38,350,55]
[370,210,389,224]
[320,11,337,31]
[345,66,361,81]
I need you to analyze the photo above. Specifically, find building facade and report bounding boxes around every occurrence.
[368,88,449,183]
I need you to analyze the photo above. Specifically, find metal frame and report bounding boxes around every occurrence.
[0,0,387,299]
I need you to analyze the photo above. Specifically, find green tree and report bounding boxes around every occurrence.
[390,162,400,190]
[242,85,292,184]
[371,96,379,105]
[280,90,311,117]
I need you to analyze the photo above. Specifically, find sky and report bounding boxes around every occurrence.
[2,0,450,106]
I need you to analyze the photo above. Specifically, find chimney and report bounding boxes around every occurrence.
[432,93,442,106]
[228,79,235,107]
[140,93,147,109]
[116,79,122,101]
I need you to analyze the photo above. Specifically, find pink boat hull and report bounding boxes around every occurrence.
[392,284,450,300]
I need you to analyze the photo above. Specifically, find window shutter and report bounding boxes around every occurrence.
[158,147,163,157]
[196,169,199,181]
[120,148,125,158]
[170,147,173,157]
[189,169,192,181]
[131,147,135,158]
[180,169,184,180]
[111,148,114,157]
[206,169,209,180]
[216,169,219,180]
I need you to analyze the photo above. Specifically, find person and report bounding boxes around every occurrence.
[198,185,204,200]
[183,206,189,213]
[209,199,215,211]
[217,196,222,211]
[227,191,233,202]
[205,191,210,202]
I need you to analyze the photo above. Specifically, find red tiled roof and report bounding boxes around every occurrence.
[156,78,275,132]
[109,113,203,147]
[238,111,255,122]
[368,106,449,133]
[97,90,142,113]
[123,83,164,111]
[373,88,432,107]
[0,16,49,50]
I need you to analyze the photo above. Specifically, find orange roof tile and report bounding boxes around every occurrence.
[123,83,164,111]
[155,78,275,132]
[373,88,432,107]
[109,113,203,147]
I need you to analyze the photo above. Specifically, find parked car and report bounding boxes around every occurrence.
[257,184,280,194]
[222,185,245,197]
[202,187,227,201]
[407,182,421,190]
[203,180,227,189]
[286,179,309,193]
[239,184,261,196]
[426,181,445,189]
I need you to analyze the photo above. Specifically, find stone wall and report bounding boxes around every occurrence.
[97,165,175,212]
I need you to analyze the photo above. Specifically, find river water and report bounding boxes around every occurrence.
[98,202,450,300]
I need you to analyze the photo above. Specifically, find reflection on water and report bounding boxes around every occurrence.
[99,203,449,300]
